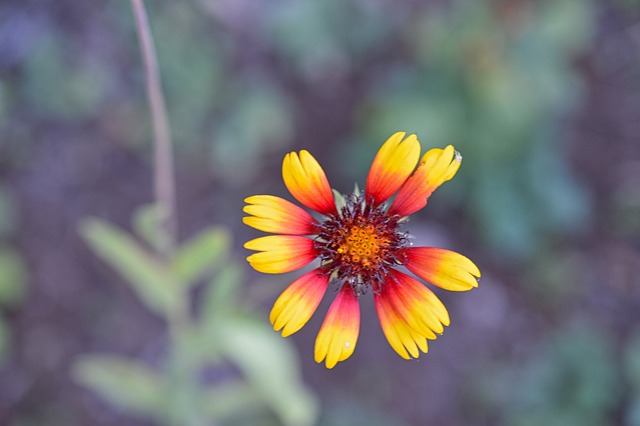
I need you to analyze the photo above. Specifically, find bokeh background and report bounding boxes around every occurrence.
[1,0,640,425]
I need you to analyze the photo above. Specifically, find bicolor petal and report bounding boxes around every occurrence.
[403,247,480,291]
[244,236,317,274]
[270,268,329,337]
[314,285,360,369]
[243,195,317,235]
[282,150,336,215]
[387,270,447,335]
[365,132,421,206]
[375,287,429,360]
[389,145,461,217]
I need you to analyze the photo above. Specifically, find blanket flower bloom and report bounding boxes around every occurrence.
[243,132,480,368]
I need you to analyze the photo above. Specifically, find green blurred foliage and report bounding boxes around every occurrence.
[153,2,226,150]
[210,84,294,186]
[4,0,636,424]
[263,0,393,80]
[0,316,10,365]
[215,318,318,426]
[171,226,230,287]
[76,206,318,426]
[73,356,166,421]
[21,31,108,120]
[0,187,28,364]
[625,332,640,425]
[11,0,598,259]
[0,246,28,309]
[154,2,296,184]
[609,164,640,241]
[471,325,621,426]
[0,185,17,239]
[81,218,180,317]
[353,0,594,260]
[504,326,620,426]
[522,248,590,309]
[626,332,640,392]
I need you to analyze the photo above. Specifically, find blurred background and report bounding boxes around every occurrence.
[1,0,640,425]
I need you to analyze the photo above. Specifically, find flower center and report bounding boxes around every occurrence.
[314,194,407,293]
[336,224,388,268]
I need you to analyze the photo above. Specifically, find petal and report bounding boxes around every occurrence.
[389,145,462,216]
[365,132,421,206]
[314,285,360,369]
[243,195,317,235]
[386,270,444,336]
[390,269,450,327]
[403,247,480,291]
[385,288,439,338]
[374,287,429,360]
[282,150,336,215]
[270,268,329,337]
[244,236,317,274]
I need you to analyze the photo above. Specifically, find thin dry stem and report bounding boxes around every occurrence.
[131,0,177,256]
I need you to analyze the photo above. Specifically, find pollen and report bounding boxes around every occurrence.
[336,224,388,267]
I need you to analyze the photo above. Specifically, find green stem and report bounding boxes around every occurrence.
[130,3,208,425]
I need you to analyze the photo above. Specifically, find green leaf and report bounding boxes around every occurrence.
[0,246,28,308]
[0,185,17,238]
[201,380,265,422]
[132,204,171,254]
[171,226,231,287]
[201,261,243,325]
[72,355,166,421]
[210,85,294,186]
[79,218,179,317]
[24,33,108,119]
[218,317,318,426]
[625,331,640,390]
[0,315,10,364]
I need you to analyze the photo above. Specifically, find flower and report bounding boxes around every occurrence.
[243,132,480,368]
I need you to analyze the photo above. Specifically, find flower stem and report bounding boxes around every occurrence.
[130,0,177,258]
[129,3,208,425]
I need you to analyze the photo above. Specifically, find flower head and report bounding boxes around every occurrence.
[243,132,480,368]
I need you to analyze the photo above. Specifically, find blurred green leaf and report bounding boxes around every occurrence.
[0,315,10,364]
[0,246,28,308]
[23,32,108,119]
[201,261,243,324]
[132,204,171,254]
[625,331,640,391]
[614,0,640,10]
[154,1,226,148]
[201,380,265,423]
[505,325,619,426]
[264,0,392,78]
[218,317,318,426]
[361,92,463,154]
[80,218,179,317]
[211,85,294,185]
[537,0,594,55]
[72,355,166,421]
[0,186,17,238]
[171,226,231,287]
